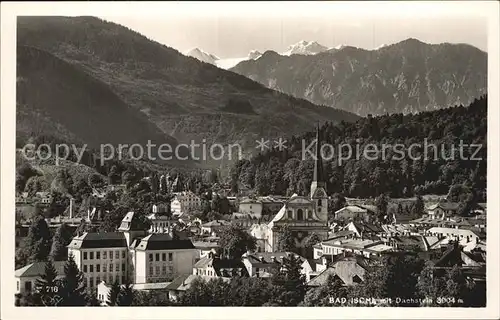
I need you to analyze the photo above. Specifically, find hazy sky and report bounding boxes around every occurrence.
[99,3,488,58]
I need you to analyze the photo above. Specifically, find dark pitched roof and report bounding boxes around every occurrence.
[67,232,127,249]
[15,261,66,278]
[118,211,144,232]
[135,233,195,251]
[165,274,191,291]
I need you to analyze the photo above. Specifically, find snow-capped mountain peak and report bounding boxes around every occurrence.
[282,40,328,56]
[248,50,263,60]
[185,48,220,65]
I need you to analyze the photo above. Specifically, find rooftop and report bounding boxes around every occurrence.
[15,261,66,278]
[67,232,127,249]
[135,233,195,251]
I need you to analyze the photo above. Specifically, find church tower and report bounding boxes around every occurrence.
[310,124,328,223]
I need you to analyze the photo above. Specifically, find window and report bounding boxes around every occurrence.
[318,199,322,207]
[168,253,173,261]
[90,252,94,260]
[162,253,166,261]
[318,208,321,213]
[96,264,100,272]
[297,209,304,220]
[110,263,113,272]
[96,276,100,284]
[149,254,153,262]
[287,210,293,219]
[110,251,114,260]
[122,263,125,272]
[96,252,100,259]
[103,251,107,259]
[162,265,167,274]
[155,253,160,261]
[115,251,119,259]
[103,264,107,272]
[83,265,88,272]
[17,281,19,291]
[25,281,32,292]
[121,276,125,284]
[256,267,260,274]
[168,266,173,273]
[90,265,94,272]
[156,266,160,275]
[83,252,88,260]
[149,266,153,275]
[90,277,94,287]
[308,210,312,219]
[122,251,125,259]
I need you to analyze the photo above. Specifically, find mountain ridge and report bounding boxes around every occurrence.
[230,38,487,116]
[16,16,359,170]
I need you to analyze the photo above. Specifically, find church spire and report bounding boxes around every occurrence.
[313,123,324,184]
[310,123,326,200]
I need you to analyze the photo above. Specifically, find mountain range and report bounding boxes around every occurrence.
[16,16,359,170]
[185,48,263,69]
[230,39,487,116]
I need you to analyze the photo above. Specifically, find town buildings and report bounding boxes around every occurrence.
[171,191,202,216]
[253,126,330,255]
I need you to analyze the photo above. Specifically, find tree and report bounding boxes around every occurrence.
[34,259,61,306]
[99,207,127,232]
[85,288,100,306]
[60,253,87,306]
[302,275,348,306]
[227,277,274,306]
[269,253,306,306]
[412,195,425,218]
[107,280,121,306]
[277,224,295,252]
[17,214,52,267]
[375,193,389,223]
[353,254,423,306]
[329,193,346,220]
[218,224,256,259]
[180,277,231,306]
[50,223,73,261]
[117,281,134,306]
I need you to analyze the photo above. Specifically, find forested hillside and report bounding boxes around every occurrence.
[230,96,487,200]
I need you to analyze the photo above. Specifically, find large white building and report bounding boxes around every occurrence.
[66,212,199,290]
[171,191,202,216]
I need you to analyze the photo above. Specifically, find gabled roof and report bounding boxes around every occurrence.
[427,202,460,211]
[135,233,195,251]
[118,211,144,232]
[193,257,246,272]
[335,205,367,214]
[67,232,127,249]
[15,261,66,278]
[202,220,231,227]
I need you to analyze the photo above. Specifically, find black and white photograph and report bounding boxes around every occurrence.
[1,1,499,319]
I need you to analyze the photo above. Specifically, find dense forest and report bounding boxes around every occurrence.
[230,96,487,201]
